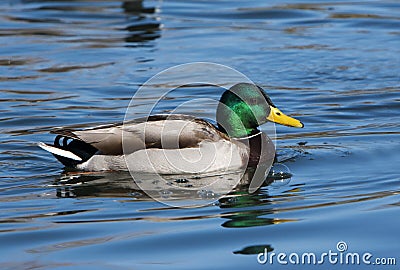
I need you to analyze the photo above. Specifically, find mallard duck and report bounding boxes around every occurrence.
[39,83,303,174]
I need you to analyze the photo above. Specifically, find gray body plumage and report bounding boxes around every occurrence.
[39,115,250,174]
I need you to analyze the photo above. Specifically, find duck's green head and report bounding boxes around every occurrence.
[216,83,303,138]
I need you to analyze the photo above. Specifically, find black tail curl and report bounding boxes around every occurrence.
[52,135,98,167]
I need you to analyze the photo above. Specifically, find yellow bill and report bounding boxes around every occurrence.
[267,106,304,128]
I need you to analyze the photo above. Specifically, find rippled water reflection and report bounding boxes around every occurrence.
[1,0,399,269]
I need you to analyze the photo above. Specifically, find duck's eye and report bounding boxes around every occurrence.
[276,112,281,116]
[249,98,258,105]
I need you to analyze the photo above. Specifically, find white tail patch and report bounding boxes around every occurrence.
[38,142,82,161]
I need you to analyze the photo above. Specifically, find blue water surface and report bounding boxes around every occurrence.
[0,0,399,269]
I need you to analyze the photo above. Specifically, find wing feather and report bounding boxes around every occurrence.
[50,115,228,155]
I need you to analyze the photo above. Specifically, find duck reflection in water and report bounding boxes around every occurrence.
[20,0,162,46]
[122,0,161,44]
[53,162,293,200]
